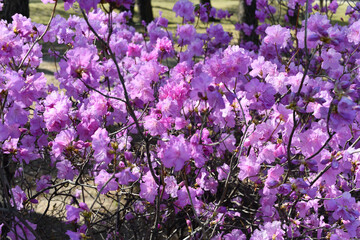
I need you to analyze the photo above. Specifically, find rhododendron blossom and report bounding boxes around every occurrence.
[264,24,291,48]
[0,0,359,239]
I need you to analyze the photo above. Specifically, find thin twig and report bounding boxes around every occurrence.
[17,0,58,70]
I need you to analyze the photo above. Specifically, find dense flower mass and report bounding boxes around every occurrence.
[0,0,359,239]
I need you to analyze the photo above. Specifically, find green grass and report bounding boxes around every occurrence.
[329,1,349,26]
[29,0,351,43]
[29,0,240,41]
[141,1,239,40]
[29,0,79,24]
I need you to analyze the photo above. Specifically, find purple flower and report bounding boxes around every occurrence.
[66,230,81,240]
[77,0,101,13]
[10,185,27,210]
[348,19,360,45]
[66,205,82,223]
[95,170,118,194]
[264,25,291,48]
[224,229,246,240]
[66,203,89,224]
[158,135,191,171]
[52,128,76,159]
[44,91,71,132]
[216,9,230,19]
[91,128,112,165]
[328,0,338,13]
[177,24,196,46]
[36,175,51,193]
[173,0,195,23]
[155,37,173,54]
[196,170,218,194]
[6,102,28,126]
[164,176,178,198]
[217,164,230,181]
[321,48,342,70]
[11,14,35,40]
[263,165,284,195]
[174,186,202,212]
[332,192,359,222]
[127,43,142,57]
[337,97,356,122]
[207,24,232,50]
[140,171,158,203]
[251,221,284,239]
[115,167,139,185]
[57,46,101,95]
[307,12,331,36]
[2,138,18,155]
[57,160,78,180]
[66,224,87,240]
[244,78,276,110]
[8,218,36,240]
[155,11,168,27]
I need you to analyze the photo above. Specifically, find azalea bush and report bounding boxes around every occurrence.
[0,0,359,239]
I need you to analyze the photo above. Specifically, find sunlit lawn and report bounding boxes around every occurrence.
[29,0,351,46]
[29,1,240,41]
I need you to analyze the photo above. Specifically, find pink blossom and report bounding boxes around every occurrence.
[328,0,338,13]
[52,128,76,159]
[127,43,142,57]
[44,91,71,132]
[251,221,284,239]
[264,25,291,48]
[321,48,342,70]
[238,152,261,181]
[8,218,36,240]
[10,185,27,210]
[224,229,246,240]
[348,20,360,44]
[77,0,101,13]
[57,160,78,180]
[174,186,202,211]
[173,0,195,23]
[140,171,158,203]
[41,0,55,3]
[196,170,218,194]
[115,167,139,185]
[91,128,112,165]
[158,135,191,171]
[217,164,230,180]
[36,175,51,193]
[66,205,82,223]
[177,24,196,45]
[155,37,173,54]
[164,176,178,198]
[263,165,284,195]
[95,170,118,194]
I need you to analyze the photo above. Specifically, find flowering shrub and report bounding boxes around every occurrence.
[0,0,359,239]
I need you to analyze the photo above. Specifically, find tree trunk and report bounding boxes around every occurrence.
[200,0,212,6]
[200,0,219,22]
[0,0,29,23]
[238,0,259,45]
[137,0,153,24]
[288,4,299,27]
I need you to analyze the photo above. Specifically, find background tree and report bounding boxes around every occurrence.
[0,0,29,209]
[288,3,299,26]
[200,0,212,6]
[138,0,153,24]
[0,0,29,23]
[238,0,259,45]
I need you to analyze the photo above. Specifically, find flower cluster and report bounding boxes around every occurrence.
[0,0,359,239]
